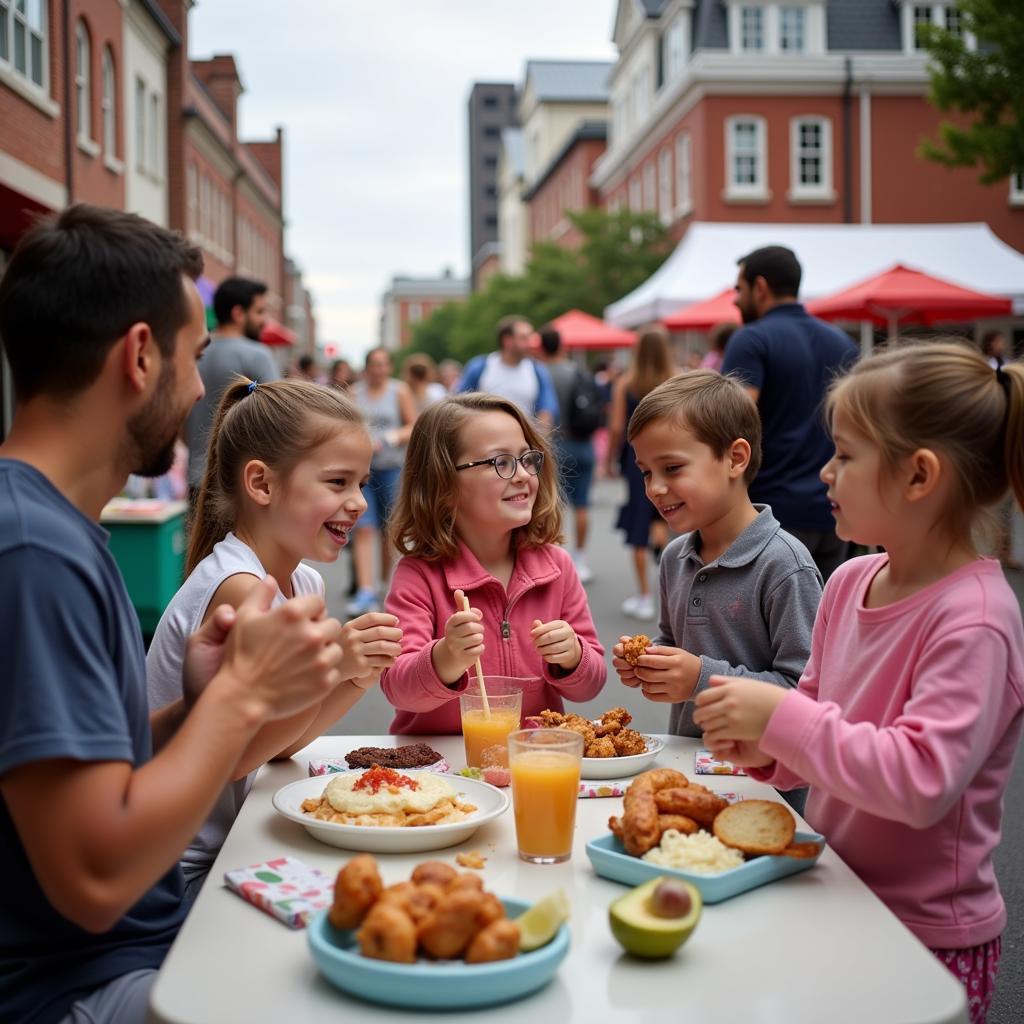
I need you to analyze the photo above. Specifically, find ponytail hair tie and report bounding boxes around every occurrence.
[246,380,259,395]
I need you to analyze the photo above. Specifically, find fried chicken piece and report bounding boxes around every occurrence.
[465,918,521,963]
[329,854,383,930]
[631,768,689,792]
[538,710,567,727]
[611,728,647,757]
[446,872,484,894]
[601,706,633,728]
[378,881,417,906]
[657,814,699,835]
[418,887,487,960]
[622,635,651,667]
[608,815,624,841]
[474,891,506,930]
[654,784,729,826]
[398,882,446,926]
[357,900,418,963]
[621,782,662,856]
[585,736,616,758]
[411,861,458,888]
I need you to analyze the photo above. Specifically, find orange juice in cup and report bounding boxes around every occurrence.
[459,678,523,768]
[509,728,584,864]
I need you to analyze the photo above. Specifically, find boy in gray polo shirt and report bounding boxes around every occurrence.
[612,371,822,745]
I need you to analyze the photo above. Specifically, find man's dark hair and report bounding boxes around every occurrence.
[496,314,529,349]
[298,354,316,372]
[0,203,203,402]
[212,276,268,327]
[539,326,562,356]
[737,245,802,299]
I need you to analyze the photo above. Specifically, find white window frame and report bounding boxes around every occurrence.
[148,90,159,175]
[1,0,49,94]
[408,302,422,323]
[662,14,688,85]
[75,20,92,146]
[1011,171,1024,209]
[101,46,115,155]
[724,115,768,201]
[739,5,764,52]
[134,76,146,173]
[186,162,198,237]
[658,148,673,223]
[788,116,834,201]
[902,3,976,55]
[643,162,656,212]
[675,132,693,217]
[779,6,805,53]
[628,176,642,213]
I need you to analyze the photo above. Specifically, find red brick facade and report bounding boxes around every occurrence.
[528,136,606,247]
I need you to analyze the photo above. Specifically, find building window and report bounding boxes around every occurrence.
[662,15,687,84]
[101,47,115,155]
[483,125,500,139]
[944,5,963,36]
[912,5,934,49]
[675,132,692,213]
[2,0,47,88]
[740,6,764,52]
[186,163,198,236]
[780,7,806,52]
[1011,171,1024,207]
[790,116,832,199]
[726,115,767,199]
[482,96,497,109]
[643,163,656,212]
[658,149,673,223]
[148,91,159,173]
[408,302,422,323]
[483,155,497,169]
[135,77,146,172]
[75,20,91,142]
[628,176,642,212]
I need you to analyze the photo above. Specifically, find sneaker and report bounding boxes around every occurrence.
[621,593,655,620]
[573,553,594,585]
[346,588,380,616]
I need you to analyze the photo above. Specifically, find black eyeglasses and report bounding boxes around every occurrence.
[455,450,545,480]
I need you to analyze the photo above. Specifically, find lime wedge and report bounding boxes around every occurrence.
[515,889,571,951]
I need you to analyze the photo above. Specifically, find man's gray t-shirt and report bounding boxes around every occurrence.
[185,334,280,486]
[656,505,823,736]
[0,460,186,1024]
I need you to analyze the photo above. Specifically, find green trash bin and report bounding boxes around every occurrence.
[100,499,188,636]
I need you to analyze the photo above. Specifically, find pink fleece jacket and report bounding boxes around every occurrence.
[380,541,606,735]
[751,555,1024,949]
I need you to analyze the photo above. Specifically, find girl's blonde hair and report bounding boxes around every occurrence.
[389,393,563,561]
[826,341,1024,540]
[628,328,675,399]
[187,376,365,573]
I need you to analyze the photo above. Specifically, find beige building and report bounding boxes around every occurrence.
[497,127,527,276]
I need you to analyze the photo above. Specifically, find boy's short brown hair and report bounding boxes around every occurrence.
[627,370,762,483]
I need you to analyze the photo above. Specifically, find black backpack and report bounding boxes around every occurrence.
[566,367,604,439]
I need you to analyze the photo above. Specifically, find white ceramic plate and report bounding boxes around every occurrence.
[272,771,509,853]
[579,735,664,780]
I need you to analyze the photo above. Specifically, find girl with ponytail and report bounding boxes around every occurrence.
[148,376,402,898]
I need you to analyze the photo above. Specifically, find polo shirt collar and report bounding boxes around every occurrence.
[676,504,780,569]
[761,302,806,320]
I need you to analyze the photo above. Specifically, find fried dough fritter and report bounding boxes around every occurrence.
[328,854,383,929]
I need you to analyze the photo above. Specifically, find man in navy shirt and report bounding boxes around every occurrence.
[722,246,858,579]
[0,206,349,1024]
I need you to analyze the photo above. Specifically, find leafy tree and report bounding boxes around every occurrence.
[399,208,671,364]
[919,0,1024,183]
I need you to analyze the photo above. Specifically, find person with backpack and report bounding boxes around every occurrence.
[457,315,559,428]
[538,325,602,584]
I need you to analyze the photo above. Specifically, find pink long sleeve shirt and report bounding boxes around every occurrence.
[380,542,606,735]
[751,555,1024,949]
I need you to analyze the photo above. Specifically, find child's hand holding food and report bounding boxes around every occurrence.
[530,618,582,671]
[631,644,702,704]
[612,633,650,687]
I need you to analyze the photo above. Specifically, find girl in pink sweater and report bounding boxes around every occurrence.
[380,393,605,735]
[695,343,1024,1024]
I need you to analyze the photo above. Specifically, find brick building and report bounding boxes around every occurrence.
[379,270,469,351]
[594,0,1023,250]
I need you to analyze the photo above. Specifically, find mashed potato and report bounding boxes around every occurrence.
[642,828,745,874]
[323,771,455,816]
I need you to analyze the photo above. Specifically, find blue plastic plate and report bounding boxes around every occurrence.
[586,830,825,904]
[308,897,570,1009]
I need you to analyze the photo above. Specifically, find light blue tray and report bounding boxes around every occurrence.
[586,830,825,904]
[308,897,569,1009]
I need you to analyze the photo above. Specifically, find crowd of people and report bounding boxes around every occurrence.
[1,205,1023,1024]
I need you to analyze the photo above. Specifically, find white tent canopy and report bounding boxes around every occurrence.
[605,221,1024,327]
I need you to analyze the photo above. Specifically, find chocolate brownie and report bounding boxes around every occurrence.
[344,743,444,770]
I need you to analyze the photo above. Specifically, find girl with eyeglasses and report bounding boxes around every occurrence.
[381,393,607,735]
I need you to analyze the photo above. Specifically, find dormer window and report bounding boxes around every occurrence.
[740,6,764,52]
[727,3,824,56]
[902,3,975,54]
[780,6,805,52]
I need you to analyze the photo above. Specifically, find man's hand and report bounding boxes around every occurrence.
[338,612,402,681]
[631,645,701,703]
[213,576,345,722]
[530,618,582,671]
[693,675,787,748]
[182,603,237,708]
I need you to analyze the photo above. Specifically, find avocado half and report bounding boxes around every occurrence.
[608,877,703,959]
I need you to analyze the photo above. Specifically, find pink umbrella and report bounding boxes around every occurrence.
[661,289,741,331]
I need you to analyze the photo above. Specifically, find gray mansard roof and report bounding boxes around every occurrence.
[525,60,614,103]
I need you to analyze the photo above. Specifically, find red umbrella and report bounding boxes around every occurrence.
[806,264,1011,340]
[260,320,296,347]
[545,309,637,350]
[661,288,741,331]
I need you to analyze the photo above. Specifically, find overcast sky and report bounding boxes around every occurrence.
[189,1,618,363]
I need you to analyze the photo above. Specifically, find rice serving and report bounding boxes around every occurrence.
[642,828,745,874]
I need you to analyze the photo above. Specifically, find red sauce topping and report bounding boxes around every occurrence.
[353,764,419,794]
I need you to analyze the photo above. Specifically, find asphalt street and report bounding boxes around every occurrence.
[319,478,1024,1023]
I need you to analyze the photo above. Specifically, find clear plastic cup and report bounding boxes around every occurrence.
[458,677,523,768]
